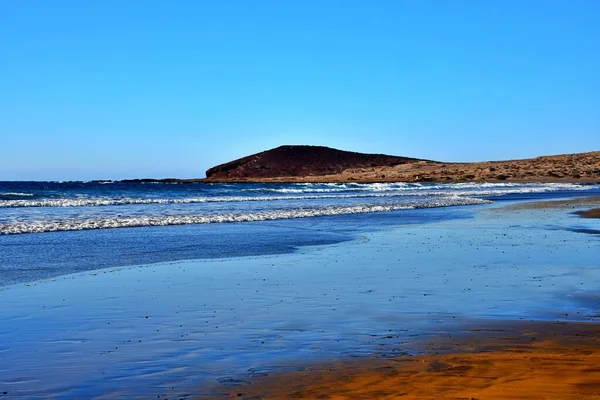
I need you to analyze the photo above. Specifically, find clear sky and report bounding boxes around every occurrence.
[1,1,599,180]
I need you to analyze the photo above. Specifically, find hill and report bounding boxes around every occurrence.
[204,146,600,183]
[205,145,429,180]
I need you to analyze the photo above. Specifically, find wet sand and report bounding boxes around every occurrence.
[212,202,600,399]
[497,195,600,211]
[577,208,600,219]
[220,321,600,399]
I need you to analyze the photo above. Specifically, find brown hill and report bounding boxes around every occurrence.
[205,145,428,180]
[204,147,600,183]
[336,151,600,183]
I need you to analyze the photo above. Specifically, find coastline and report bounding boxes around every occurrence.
[120,177,600,184]
[203,147,600,183]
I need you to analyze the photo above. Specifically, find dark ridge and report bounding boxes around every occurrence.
[205,145,428,180]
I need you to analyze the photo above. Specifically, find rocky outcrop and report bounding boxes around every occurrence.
[204,147,600,183]
[205,145,429,181]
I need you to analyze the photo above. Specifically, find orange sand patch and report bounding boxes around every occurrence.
[577,208,600,219]
[217,322,600,399]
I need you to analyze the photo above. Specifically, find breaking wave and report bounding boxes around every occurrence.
[0,181,596,235]
[243,181,590,194]
[0,182,590,208]
[0,197,490,235]
[0,192,34,198]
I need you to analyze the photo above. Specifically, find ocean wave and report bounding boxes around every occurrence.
[0,193,413,207]
[242,182,590,194]
[0,197,490,235]
[0,182,590,208]
[242,182,412,193]
[0,192,34,197]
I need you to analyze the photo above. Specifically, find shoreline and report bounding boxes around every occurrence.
[120,177,600,184]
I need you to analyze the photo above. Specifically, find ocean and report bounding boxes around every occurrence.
[0,180,598,286]
[1,181,599,397]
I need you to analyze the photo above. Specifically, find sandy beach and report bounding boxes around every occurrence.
[221,320,600,399]
[211,199,600,399]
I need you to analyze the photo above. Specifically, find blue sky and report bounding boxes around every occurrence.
[1,1,599,180]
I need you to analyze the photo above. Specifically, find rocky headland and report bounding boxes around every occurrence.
[203,145,600,183]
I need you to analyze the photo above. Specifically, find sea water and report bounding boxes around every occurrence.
[1,181,595,235]
[1,181,597,285]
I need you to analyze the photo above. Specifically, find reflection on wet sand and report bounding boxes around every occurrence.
[211,199,600,399]
[219,320,600,400]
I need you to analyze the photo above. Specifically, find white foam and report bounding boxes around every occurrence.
[0,197,490,235]
[0,182,591,208]
[243,182,590,194]
[243,182,412,194]
[0,192,34,197]
[0,194,408,208]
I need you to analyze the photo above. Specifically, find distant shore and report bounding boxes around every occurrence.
[203,146,600,183]
[203,153,600,183]
[201,177,600,184]
[102,147,600,184]
[118,149,600,184]
[117,177,600,184]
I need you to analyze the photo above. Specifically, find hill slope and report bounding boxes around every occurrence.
[204,147,600,183]
[335,151,600,183]
[205,145,428,180]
